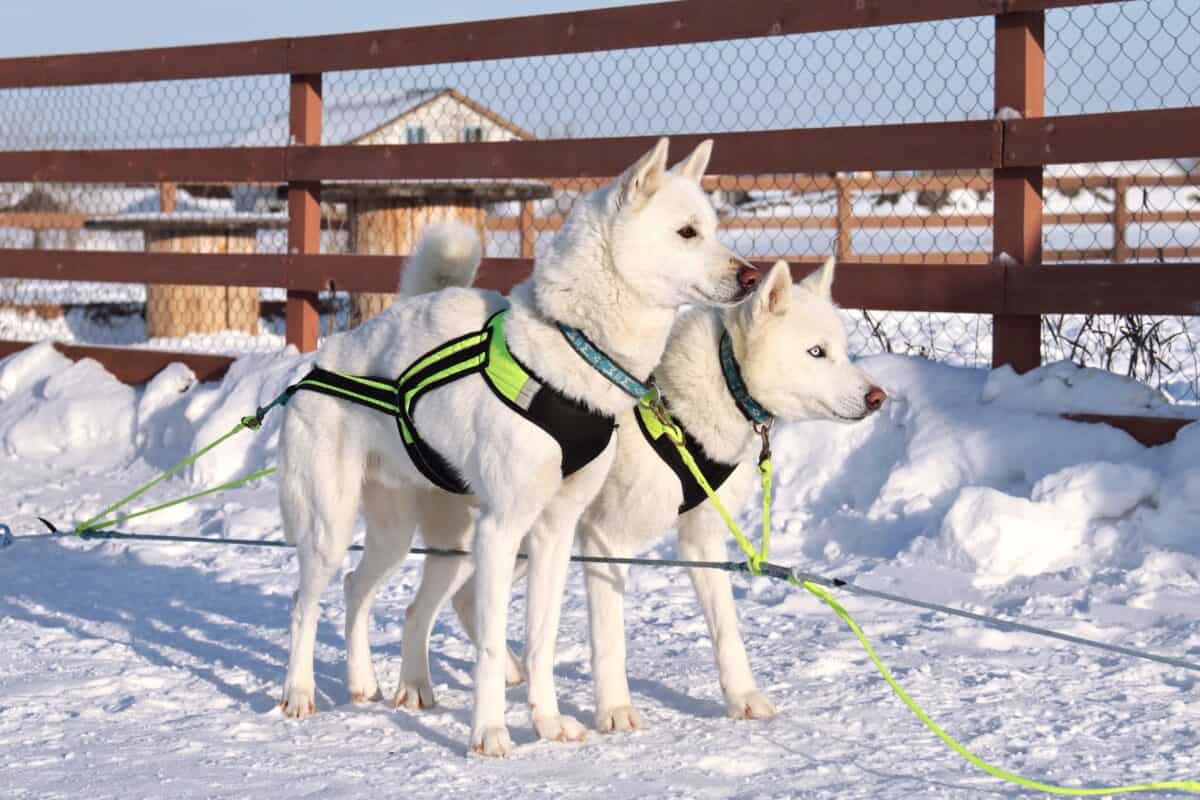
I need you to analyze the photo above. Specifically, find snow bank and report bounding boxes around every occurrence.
[0,343,135,467]
[981,360,1188,417]
[0,341,310,484]
[769,354,1200,585]
[1,342,1197,588]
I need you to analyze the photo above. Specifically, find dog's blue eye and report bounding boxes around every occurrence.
[808,346,826,359]
[677,225,698,239]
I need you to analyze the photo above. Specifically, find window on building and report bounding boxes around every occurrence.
[463,126,484,143]
[405,125,428,144]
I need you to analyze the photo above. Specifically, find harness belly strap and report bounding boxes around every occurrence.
[287,309,615,495]
[634,403,739,514]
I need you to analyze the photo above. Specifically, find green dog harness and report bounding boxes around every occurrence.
[288,309,616,494]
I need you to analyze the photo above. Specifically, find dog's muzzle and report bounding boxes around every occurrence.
[733,259,761,298]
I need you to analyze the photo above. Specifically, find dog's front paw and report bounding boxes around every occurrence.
[347,670,381,704]
[533,713,587,743]
[595,704,643,733]
[350,685,383,704]
[471,725,513,757]
[726,689,777,721]
[393,680,436,711]
[280,686,317,719]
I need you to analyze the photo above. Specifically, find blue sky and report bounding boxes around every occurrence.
[0,1,648,58]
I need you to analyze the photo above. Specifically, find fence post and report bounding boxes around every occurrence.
[158,183,177,213]
[992,11,1044,373]
[835,176,852,260]
[519,198,535,259]
[1111,176,1131,263]
[286,73,322,353]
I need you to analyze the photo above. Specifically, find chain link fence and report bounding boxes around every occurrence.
[1040,0,1200,402]
[0,2,1197,400]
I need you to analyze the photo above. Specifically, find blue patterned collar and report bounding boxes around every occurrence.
[719,329,772,426]
[556,322,653,401]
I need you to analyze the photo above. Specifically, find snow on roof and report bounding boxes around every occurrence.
[235,87,449,147]
[0,184,160,214]
[116,188,234,216]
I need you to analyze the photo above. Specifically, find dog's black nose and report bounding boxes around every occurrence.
[736,263,761,290]
[865,386,887,412]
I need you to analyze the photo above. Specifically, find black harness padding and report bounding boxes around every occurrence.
[634,407,739,514]
[483,346,619,478]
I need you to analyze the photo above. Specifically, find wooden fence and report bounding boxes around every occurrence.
[0,0,1198,445]
[495,172,1200,264]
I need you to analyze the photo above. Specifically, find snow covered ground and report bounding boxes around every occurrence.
[1,342,1198,799]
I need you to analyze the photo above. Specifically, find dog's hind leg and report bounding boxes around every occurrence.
[450,558,527,688]
[344,481,420,704]
[279,434,362,718]
[470,467,560,757]
[578,521,641,733]
[394,494,475,711]
[522,458,612,744]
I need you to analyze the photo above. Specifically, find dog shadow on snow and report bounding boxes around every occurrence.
[0,539,343,717]
[371,621,728,744]
[1,539,660,753]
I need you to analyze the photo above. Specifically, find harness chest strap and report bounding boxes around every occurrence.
[634,327,776,566]
[634,403,739,514]
[638,390,773,572]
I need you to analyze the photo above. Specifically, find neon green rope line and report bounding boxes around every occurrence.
[81,466,277,533]
[758,457,772,563]
[75,419,255,534]
[798,579,1200,795]
[639,391,770,572]
[671,431,765,572]
[642,394,1197,796]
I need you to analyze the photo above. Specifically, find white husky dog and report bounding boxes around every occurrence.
[372,238,886,732]
[277,137,761,756]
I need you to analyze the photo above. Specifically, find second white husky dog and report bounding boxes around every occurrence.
[277,138,760,756]
[361,231,885,732]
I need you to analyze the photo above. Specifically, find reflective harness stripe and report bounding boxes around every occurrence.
[288,309,615,494]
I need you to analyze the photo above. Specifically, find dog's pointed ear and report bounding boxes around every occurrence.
[800,255,836,299]
[670,139,712,184]
[751,259,793,319]
[619,137,670,208]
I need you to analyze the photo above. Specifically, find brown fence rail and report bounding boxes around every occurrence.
[0,0,1198,446]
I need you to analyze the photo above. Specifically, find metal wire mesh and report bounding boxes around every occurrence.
[0,3,1195,404]
[1039,0,1200,402]
[316,18,996,346]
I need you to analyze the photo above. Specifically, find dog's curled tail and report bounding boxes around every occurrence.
[399,220,482,297]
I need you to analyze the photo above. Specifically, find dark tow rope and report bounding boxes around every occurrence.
[16,518,1200,675]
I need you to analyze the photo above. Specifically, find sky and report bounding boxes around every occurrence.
[0,0,651,58]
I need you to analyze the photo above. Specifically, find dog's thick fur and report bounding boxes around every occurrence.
[383,240,884,732]
[276,138,756,756]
